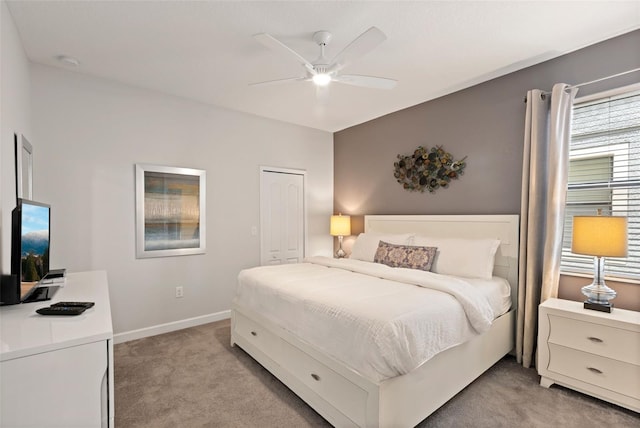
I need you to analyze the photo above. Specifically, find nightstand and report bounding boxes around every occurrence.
[538,298,640,412]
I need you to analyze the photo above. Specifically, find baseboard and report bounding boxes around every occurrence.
[113,310,231,344]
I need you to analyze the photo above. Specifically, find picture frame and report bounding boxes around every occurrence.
[15,133,33,201]
[135,164,206,258]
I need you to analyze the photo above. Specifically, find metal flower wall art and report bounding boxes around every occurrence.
[394,146,467,193]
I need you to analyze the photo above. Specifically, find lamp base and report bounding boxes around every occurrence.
[335,235,346,258]
[584,301,613,313]
[580,256,616,313]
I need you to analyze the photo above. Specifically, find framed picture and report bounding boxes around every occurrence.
[135,164,206,258]
[15,133,33,201]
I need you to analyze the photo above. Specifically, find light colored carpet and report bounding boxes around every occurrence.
[114,319,639,427]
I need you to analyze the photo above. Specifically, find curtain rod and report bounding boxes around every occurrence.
[541,67,640,96]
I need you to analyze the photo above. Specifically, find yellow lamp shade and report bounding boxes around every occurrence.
[330,214,351,236]
[572,216,627,258]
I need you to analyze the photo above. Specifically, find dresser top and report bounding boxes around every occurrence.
[0,271,113,361]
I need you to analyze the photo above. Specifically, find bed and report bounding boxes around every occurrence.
[231,215,519,427]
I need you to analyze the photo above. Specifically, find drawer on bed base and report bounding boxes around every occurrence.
[280,339,368,427]
[233,312,282,361]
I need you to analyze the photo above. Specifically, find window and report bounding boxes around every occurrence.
[561,85,640,280]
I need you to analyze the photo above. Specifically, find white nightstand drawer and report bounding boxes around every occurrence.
[547,314,640,365]
[548,344,640,399]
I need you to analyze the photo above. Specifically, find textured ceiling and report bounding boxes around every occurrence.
[6,1,640,132]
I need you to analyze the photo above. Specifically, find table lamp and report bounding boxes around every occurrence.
[571,213,627,313]
[330,214,351,258]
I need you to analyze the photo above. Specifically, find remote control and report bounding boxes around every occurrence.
[36,306,87,316]
[50,301,95,309]
[41,269,66,279]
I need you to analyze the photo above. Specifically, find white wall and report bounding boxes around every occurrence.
[30,64,334,334]
[1,0,32,274]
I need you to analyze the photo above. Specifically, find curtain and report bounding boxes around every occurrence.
[517,83,578,368]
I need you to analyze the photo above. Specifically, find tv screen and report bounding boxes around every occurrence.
[11,199,51,301]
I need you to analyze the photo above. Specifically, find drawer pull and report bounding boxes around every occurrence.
[311,373,321,382]
[587,337,603,343]
[250,331,257,336]
[587,367,603,374]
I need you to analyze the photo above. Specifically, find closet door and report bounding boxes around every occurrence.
[260,168,305,265]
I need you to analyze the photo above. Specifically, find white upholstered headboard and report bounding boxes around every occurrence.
[364,215,519,310]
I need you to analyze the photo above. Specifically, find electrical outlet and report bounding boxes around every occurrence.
[175,286,184,298]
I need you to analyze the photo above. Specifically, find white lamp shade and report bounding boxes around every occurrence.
[330,215,351,236]
[572,216,627,258]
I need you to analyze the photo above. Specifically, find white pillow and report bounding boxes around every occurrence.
[350,233,414,262]
[411,236,501,279]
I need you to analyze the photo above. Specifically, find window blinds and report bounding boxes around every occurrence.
[562,90,640,279]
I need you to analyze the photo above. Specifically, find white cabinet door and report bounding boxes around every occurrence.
[260,168,305,265]
[0,341,108,428]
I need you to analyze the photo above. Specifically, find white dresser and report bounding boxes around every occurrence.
[538,298,640,412]
[0,271,114,427]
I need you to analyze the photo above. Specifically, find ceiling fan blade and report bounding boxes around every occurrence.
[253,33,316,74]
[333,74,397,90]
[249,76,308,87]
[329,26,386,72]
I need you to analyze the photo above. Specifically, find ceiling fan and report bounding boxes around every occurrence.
[250,26,397,90]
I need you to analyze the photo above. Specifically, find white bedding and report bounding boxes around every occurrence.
[234,256,511,382]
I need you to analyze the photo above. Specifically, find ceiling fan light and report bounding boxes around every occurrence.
[312,73,331,86]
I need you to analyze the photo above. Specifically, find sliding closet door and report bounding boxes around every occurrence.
[260,167,305,265]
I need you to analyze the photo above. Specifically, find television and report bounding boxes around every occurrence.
[9,198,58,303]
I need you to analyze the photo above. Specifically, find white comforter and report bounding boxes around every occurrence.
[235,256,503,382]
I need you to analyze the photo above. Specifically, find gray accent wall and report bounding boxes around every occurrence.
[334,30,640,217]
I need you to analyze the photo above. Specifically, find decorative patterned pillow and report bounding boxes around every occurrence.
[350,233,414,262]
[373,241,438,271]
